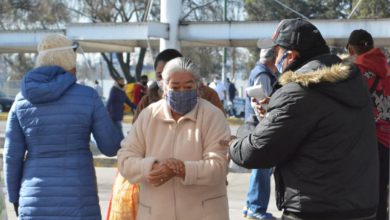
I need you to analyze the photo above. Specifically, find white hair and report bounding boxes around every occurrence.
[161,57,200,82]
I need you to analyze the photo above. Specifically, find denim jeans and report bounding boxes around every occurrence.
[246,168,272,214]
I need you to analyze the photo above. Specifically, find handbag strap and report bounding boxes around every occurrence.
[369,76,381,94]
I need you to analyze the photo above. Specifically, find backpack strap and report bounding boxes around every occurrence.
[369,76,381,94]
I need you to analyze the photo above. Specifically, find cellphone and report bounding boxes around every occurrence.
[246,85,265,100]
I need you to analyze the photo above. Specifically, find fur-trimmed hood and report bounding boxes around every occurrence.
[278,54,370,108]
[279,62,351,86]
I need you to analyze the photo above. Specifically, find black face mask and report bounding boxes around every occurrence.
[117,82,125,88]
[141,81,147,86]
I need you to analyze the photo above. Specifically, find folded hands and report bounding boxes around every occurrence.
[147,158,185,187]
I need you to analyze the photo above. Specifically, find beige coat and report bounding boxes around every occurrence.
[118,98,231,220]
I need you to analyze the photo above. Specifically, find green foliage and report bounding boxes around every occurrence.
[350,0,390,18]
[0,0,70,79]
[244,0,352,20]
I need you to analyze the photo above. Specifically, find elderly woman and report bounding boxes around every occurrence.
[118,57,230,220]
[3,34,123,219]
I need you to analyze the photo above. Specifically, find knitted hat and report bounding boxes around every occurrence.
[36,34,77,71]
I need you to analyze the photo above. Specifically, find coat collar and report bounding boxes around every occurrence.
[279,58,351,87]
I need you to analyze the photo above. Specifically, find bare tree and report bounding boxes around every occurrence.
[75,0,150,83]
[181,1,250,81]
[0,0,70,80]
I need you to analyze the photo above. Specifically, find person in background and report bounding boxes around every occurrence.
[3,34,123,219]
[133,49,224,122]
[106,77,137,133]
[242,47,278,220]
[94,79,103,99]
[209,75,228,105]
[118,57,230,220]
[226,77,237,117]
[230,18,378,220]
[227,77,237,103]
[347,29,390,220]
[132,49,184,123]
[132,75,148,105]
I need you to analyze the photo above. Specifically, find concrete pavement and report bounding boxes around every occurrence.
[4,168,283,220]
[1,119,284,219]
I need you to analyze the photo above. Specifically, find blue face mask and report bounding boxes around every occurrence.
[276,51,288,73]
[166,89,198,115]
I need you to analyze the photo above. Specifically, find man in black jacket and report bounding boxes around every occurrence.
[229,18,379,220]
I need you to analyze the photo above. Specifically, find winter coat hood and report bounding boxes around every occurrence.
[355,48,390,78]
[279,54,369,108]
[21,66,76,104]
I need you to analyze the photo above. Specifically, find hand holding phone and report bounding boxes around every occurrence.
[246,85,265,100]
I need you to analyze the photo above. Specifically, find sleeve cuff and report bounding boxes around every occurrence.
[229,138,243,165]
[141,157,157,177]
[8,192,19,203]
[182,161,198,185]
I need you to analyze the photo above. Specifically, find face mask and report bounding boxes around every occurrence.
[117,82,125,88]
[276,51,288,73]
[166,89,198,115]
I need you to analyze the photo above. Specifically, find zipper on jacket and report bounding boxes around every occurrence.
[171,122,178,220]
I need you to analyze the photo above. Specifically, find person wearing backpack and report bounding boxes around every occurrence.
[347,29,390,220]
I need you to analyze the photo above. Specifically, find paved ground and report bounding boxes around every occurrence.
[1,120,283,219]
[4,169,282,220]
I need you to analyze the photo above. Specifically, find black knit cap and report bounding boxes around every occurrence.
[271,18,327,52]
[347,29,373,48]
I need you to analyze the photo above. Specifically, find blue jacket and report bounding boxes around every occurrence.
[106,85,136,121]
[245,62,277,124]
[3,66,123,219]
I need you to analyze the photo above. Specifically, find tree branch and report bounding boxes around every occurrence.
[181,1,215,21]
[101,52,121,79]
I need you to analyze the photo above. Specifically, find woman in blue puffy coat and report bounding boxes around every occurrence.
[3,34,123,220]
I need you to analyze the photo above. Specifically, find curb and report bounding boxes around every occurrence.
[93,156,117,168]
[0,113,7,121]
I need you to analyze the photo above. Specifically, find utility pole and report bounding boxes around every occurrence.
[160,0,181,51]
[222,0,228,83]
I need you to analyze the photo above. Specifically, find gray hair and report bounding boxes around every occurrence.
[259,47,275,64]
[161,57,200,82]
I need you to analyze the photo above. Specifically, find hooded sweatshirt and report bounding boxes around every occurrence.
[355,48,390,147]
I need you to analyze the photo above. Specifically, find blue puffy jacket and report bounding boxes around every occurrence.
[3,66,123,219]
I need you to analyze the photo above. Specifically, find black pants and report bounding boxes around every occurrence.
[281,212,376,220]
[377,143,389,220]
